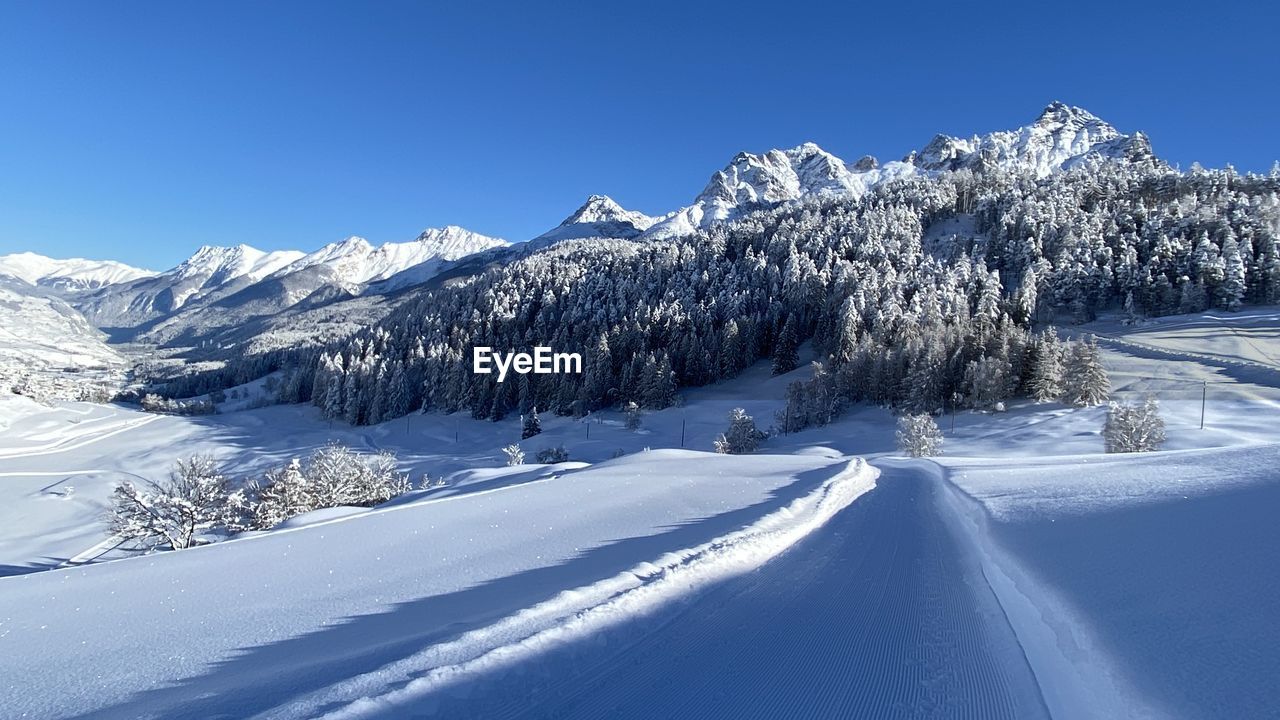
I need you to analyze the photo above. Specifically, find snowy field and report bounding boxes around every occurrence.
[1,309,1279,718]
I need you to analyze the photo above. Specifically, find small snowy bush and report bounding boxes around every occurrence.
[535,446,569,463]
[714,407,765,454]
[110,455,231,550]
[1104,397,1166,453]
[503,443,526,466]
[896,414,943,457]
[623,401,642,431]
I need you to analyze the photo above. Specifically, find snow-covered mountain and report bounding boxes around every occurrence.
[172,244,305,287]
[106,227,508,347]
[0,252,155,293]
[271,226,508,290]
[909,101,1156,175]
[534,195,660,243]
[71,227,506,336]
[643,102,1157,240]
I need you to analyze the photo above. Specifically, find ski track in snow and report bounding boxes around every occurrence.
[283,463,1048,720]
[0,413,158,459]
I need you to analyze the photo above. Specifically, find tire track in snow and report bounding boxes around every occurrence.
[320,464,1048,720]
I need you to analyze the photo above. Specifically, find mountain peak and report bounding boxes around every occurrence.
[532,195,657,244]
[1034,101,1108,130]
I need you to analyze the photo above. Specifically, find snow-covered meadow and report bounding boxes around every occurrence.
[1,308,1279,718]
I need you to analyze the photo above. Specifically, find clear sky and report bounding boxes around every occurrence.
[1,0,1276,270]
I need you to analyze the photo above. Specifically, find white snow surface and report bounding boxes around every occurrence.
[0,449,867,720]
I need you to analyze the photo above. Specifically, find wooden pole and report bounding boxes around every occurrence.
[1200,381,1207,430]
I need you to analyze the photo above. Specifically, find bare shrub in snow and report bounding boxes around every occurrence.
[110,456,231,550]
[535,446,569,463]
[896,414,943,457]
[503,443,525,466]
[1104,397,1166,453]
[714,407,765,454]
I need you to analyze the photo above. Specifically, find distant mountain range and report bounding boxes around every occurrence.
[0,102,1162,367]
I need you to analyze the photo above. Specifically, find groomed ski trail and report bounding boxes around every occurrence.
[310,463,1049,720]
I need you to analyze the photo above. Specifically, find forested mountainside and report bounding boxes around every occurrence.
[157,158,1280,427]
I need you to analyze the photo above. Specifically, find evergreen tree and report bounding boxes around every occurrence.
[772,316,799,375]
[521,406,543,439]
[1061,336,1110,407]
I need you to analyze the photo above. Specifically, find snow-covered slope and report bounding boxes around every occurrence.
[643,102,1157,241]
[0,252,154,292]
[171,244,305,287]
[0,275,125,388]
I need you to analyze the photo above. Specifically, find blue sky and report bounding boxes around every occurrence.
[1,0,1276,270]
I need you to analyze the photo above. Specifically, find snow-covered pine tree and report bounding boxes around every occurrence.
[772,316,799,375]
[1061,336,1110,407]
[1103,396,1166,453]
[896,413,943,457]
[714,407,765,454]
[964,356,1013,411]
[1027,330,1064,402]
[521,406,542,439]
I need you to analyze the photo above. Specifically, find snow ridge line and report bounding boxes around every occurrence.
[928,461,1165,720]
[255,458,877,720]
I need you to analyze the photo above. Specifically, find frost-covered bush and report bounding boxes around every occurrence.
[246,445,409,529]
[896,414,943,457]
[535,446,569,463]
[110,456,231,550]
[1104,397,1166,453]
[503,443,525,466]
[714,407,765,454]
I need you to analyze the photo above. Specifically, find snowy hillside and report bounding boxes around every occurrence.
[0,251,154,292]
[0,276,126,395]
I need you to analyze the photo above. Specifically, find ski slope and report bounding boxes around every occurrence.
[0,451,873,720]
[340,464,1048,720]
